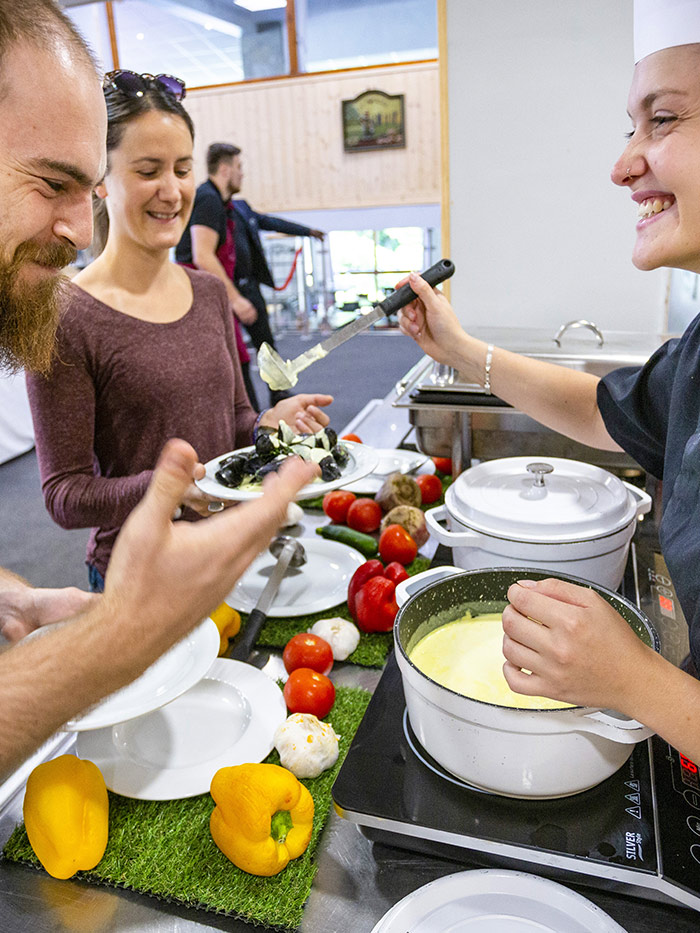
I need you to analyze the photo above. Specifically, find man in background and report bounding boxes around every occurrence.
[0,0,314,776]
[176,142,259,408]
[229,146,325,406]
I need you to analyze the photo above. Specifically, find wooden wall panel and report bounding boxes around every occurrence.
[184,62,439,213]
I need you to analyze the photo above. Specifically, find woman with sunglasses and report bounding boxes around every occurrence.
[26,72,332,592]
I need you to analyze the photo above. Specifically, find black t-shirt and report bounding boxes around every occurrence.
[598,316,700,666]
[175,179,227,264]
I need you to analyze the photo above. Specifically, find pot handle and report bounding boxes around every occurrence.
[624,481,652,519]
[425,504,484,547]
[575,708,655,744]
[395,565,464,608]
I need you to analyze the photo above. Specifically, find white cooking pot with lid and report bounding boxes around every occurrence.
[425,456,651,588]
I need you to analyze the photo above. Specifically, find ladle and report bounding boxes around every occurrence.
[258,258,455,391]
[228,535,307,662]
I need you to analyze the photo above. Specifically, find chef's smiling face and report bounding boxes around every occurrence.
[97,109,194,253]
[611,44,700,274]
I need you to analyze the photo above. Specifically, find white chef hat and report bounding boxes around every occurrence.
[635,0,700,62]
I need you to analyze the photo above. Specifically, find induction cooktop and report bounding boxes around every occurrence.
[332,528,700,915]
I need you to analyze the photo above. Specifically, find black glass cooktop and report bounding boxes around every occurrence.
[332,529,700,914]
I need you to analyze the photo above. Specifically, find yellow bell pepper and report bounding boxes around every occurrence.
[210,763,314,876]
[210,602,242,656]
[23,754,109,880]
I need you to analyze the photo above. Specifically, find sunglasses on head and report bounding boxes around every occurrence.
[102,70,186,101]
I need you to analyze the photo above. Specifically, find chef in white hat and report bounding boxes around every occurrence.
[399,0,700,764]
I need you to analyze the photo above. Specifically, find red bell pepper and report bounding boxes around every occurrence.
[354,576,399,633]
[347,559,385,620]
[382,561,410,587]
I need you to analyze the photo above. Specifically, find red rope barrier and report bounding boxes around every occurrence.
[274,246,304,291]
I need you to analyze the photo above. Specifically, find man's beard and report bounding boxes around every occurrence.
[0,240,77,375]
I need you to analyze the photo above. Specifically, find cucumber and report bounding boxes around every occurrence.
[316,524,378,557]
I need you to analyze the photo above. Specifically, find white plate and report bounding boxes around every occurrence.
[226,536,365,617]
[64,619,220,732]
[196,440,378,501]
[371,870,627,933]
[76,659,286,799]
[343,448,435,495]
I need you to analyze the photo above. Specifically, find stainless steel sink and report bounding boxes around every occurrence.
[393,323,671,474]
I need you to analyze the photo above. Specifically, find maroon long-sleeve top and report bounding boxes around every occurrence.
[26,267,257,577]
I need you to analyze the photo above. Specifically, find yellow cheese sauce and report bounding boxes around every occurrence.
[409,613,573,710]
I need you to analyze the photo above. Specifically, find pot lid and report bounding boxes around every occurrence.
[445,457,636,543]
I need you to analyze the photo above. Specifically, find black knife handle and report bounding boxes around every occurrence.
[377,258,455,318]
[229,607,267,661]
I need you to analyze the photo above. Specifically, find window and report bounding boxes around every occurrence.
[112,0,288,86]
[297,0,437,73]
[60,0,436,86]
[63,1,113,72]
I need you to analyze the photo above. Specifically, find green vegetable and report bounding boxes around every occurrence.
[315,524,378,557]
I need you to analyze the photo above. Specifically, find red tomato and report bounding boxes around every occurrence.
[341,433,362,443]
[383,561,410,586]
[283,633,334,676]
[416,473,443,504]
[346,497,382,533]
[432,457,453,475]
[283,668,335,718]
[322,489,356,523]
[378,524,418,565]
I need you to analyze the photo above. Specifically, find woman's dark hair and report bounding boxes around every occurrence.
[93,80,195,255]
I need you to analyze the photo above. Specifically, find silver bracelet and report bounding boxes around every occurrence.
[483,344,494,395]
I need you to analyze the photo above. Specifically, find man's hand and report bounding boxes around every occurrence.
[262,394,334,435]
[231,293,257,325]
[0,586,96,643]
[309,229,325,241]
[103,439,318,653]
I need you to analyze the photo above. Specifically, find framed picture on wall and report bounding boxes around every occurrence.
[342,89,405,152]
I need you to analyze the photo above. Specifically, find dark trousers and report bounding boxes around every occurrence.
[237,278,290,406]
[240,361,259,411]
[237,279,276,352]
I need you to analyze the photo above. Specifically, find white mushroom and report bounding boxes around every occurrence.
[274,713,340,778]
[309,617,361,661]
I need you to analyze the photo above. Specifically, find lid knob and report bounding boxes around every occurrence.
[527,462,554,488]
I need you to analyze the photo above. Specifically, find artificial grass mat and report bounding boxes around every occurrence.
[253,554,431,667]
[2,685,371,932]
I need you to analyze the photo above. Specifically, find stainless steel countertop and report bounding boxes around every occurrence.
[2,393,699,932]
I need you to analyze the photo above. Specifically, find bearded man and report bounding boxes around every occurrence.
[0,0,315,777]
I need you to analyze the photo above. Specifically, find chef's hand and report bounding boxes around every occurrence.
[501,578,654,712]
[0,585,96,643]
[263,394,334,435]
[397,272,470,370]
[103,439,319,644]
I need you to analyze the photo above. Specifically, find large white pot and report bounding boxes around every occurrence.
[425,457,651,589]
[394,567,659,799]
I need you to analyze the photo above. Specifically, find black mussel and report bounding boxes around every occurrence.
[242,455,263,476]
[255,433,276,460]
[215,459,245,488]
[325,427,338,449]
[218,453,244,469]
[320,455,341,482]
[331,444,349,466]
[255,459,284,480]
